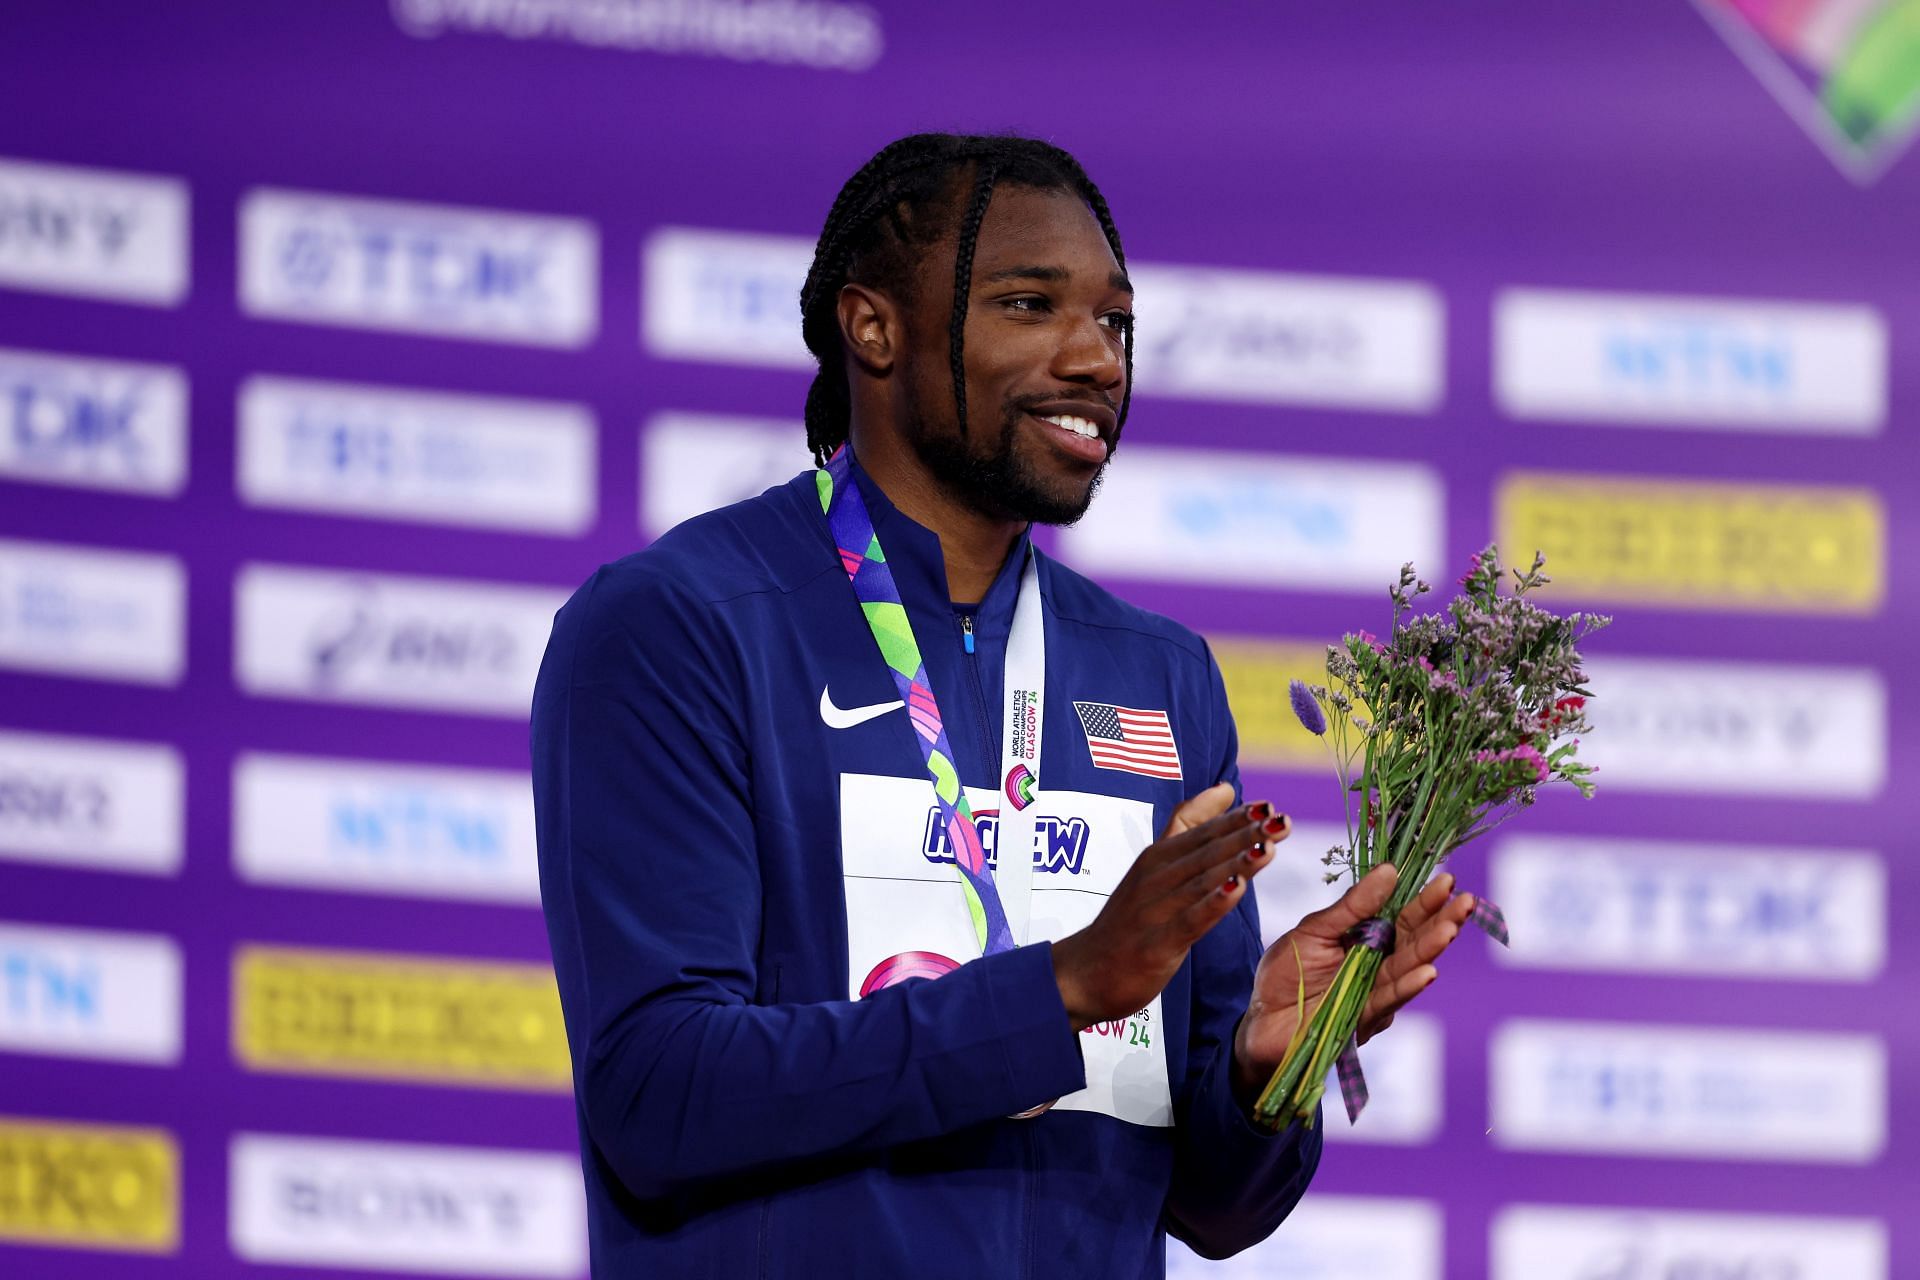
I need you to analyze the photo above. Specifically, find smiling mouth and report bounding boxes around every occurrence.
[1035,411,1102,441]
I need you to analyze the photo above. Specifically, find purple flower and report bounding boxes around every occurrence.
[1289,679,1326,736]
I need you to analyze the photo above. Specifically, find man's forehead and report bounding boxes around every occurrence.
[969,186,1127,287]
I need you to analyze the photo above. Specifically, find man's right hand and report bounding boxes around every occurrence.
[1050,783,1289,1031]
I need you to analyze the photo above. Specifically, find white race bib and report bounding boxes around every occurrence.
[839,772,1172,1127]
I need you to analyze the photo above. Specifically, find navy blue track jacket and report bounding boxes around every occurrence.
[531,458,1321,1278]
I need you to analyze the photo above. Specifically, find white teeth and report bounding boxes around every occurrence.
[1039,413,1099,439]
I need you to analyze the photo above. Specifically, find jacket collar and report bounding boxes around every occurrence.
[840,450,1034,642]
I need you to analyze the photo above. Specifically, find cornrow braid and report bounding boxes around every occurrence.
[798,133,1129,467]
[946,159,1000,445]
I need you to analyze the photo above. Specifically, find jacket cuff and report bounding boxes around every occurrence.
[982,942,1087,1113]
[1192,1037,1324,1182]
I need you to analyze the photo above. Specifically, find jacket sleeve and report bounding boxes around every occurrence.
[1162,641,1323,1258]
[531,563,1087,1203]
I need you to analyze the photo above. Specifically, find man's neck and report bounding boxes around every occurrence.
[848,425,1025,605]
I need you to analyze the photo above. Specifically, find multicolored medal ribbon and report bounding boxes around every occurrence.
[1332,899,1508,1121]
[818,447,1015,959]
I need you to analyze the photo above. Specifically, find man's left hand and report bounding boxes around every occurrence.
[1229,864,1476,1109]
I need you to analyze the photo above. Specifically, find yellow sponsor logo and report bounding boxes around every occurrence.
[233,945,571,1091]
[1211,638,1345,770]
[1498,472,1884,614]
[0,1116,178,1253]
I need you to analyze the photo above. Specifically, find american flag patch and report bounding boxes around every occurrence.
[1073,702,1182,780]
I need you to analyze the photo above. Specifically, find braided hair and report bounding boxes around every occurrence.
[799,133,1131,467]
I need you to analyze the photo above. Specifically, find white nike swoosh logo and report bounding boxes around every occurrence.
[820,686,905,729]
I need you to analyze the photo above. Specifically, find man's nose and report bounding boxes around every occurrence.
[1052,314,1125,392]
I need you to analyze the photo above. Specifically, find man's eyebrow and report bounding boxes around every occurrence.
[979,263,1136,296]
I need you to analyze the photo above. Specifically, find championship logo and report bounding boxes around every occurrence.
[1003,762,1036,810]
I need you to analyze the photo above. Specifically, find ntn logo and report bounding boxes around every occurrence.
[1603,322,1791,391]
[920,807,1089,874]
[1,947,100,1022]
[328,790,506,860]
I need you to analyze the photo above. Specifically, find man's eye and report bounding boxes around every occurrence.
[1102,312,1135,334]
[1005,296,1049,313]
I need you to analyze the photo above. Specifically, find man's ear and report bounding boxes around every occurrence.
[837,282,900,376]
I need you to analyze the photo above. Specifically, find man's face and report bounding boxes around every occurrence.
[896,183,1132,526]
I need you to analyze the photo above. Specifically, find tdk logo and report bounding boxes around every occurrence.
[272,219,551,309]
[241,189,598,347]
[0,351,187,494]
[9,372,147,464]
[1603,320,1792,397]
[921,808,1090,875]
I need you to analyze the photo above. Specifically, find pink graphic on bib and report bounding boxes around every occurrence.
[860,951,960,997]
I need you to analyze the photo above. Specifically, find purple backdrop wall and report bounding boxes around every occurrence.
[0,2,1912,1277]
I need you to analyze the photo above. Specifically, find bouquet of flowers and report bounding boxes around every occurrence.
[1252,545,1608,1131]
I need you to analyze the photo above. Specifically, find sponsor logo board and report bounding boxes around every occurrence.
[1210,638,1360,770]
[0,157,188,305]
[1492,1204,1887,1280]
[640,412,808,536]
[1059,447,1442,593]
[0,347,187,495]
[232,944,571,1090]
[1495,288,1886,430]
[230,1132,586,1276]
[1168,1193,1441,1280]
[0,539,185,685]
[1490,1018,1884,1162]
[234,563,566,718]
[1581,656,1884,799]
[1130,264,1443,411]
[0,729,182,874]
[0,921,181,1064]
[1492,836,1884,981]
[1499,471,1884,614]
[234,752,538,905]
[238,376,595,534]
[0,1115,178,1253]
[240,188,597,346]
[642,228,812,367]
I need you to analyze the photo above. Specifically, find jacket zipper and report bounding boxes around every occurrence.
[957,613,996,774]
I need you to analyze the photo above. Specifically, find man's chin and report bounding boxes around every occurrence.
[1011,467,1104,527]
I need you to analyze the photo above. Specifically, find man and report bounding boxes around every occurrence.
[532,133,1474,1278]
